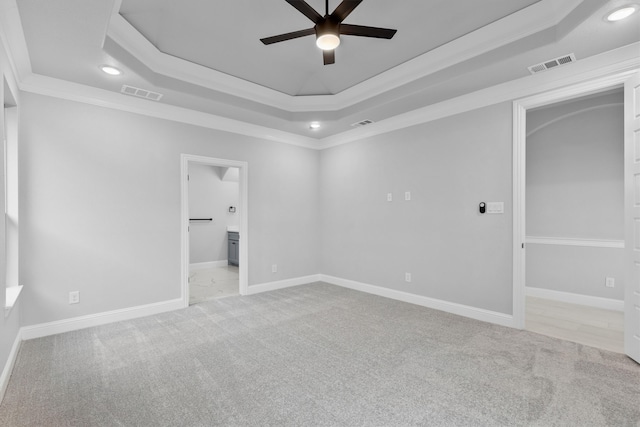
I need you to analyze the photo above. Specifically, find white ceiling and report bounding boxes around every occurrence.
[11,0,640,139]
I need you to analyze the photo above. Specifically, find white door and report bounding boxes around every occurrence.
[625,71,640,364]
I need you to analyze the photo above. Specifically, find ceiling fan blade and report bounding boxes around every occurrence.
[339,24,397,39]
[285,0,323,24]
[331,0,362,22]
[323,49,335,65]
[260,28,315,45]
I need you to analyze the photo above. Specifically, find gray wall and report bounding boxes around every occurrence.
[188,164,239,264]
[19,92,320,326]
[526,244,624,299]
[320,103,514,315]
[527,91,623,239]
[526,90,624,299]
[9,80,626,335]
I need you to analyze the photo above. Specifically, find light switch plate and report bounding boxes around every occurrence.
[387,193,392,202]
[487,202,504,214]
[405,191,411,201]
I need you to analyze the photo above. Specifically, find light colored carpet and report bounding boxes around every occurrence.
[189,265,239,304]
[1,282,638,426]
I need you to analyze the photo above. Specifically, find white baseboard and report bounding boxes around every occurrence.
[0,330,22,404]
[246,274,321,295]
[4,271,525,402]
[320,275,516,328]
[525,287,624,312]
[189,260,228,271]
[20,298,185,340]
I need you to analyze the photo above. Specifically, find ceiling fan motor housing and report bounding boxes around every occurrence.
[316,17,341,50]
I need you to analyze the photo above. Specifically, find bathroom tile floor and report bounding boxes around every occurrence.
[189,265,239,305]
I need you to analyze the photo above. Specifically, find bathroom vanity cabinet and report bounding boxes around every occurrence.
[228,231,239,266]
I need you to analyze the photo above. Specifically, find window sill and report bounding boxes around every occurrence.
[5,285,23,317]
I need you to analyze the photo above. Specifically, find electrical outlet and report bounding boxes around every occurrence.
[605,277,615,288]
[405,191,411,201]
[69,291,80,304]
[272,264,278,273]
[405,273,412,283]
[387,193,393,202]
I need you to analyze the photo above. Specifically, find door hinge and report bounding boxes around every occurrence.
[522,243,525,249]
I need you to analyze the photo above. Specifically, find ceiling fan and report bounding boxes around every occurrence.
[260,0,397,65]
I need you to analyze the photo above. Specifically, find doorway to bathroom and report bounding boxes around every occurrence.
[188,163,240,303]
[180,155,248,307]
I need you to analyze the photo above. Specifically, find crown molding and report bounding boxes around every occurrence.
[16,42,640,152]
[5,0,637,152]
[19,73,320,149]
[317,42,640,149]
[106,0,583,113]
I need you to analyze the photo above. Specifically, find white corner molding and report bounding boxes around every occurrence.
[526,287,624,312]
[19,74,320,150]
[13,40,640,152]
[319,43,640,149]
[320,275,516,328]
[20,298,184,340]
[525,236,625,249]
[0,329,22,404]
[8,1,639,153]
[245,274,321,295]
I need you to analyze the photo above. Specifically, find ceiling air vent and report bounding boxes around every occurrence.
[121,85,163,101]
[351,119,375,127]
[528,53,576,75]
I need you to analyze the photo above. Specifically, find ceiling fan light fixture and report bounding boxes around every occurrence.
[260,0,397,64]
[316,33,340,50]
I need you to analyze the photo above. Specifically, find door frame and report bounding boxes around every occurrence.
[180,154,249,307]
[512,70,638,329]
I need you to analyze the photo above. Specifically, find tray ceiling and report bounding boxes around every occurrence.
[11,0,640,139]
[119,0,541,96]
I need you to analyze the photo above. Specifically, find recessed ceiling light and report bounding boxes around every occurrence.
[309,122,321,130]
[606,5,638,21]
[100,65,122,76]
